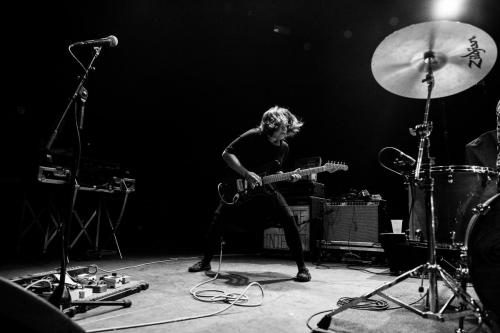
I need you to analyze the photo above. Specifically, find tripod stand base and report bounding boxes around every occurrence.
[316,263,489,332]
[67,299,132,316]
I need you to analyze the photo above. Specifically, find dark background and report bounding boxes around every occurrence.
[4,0,500,259]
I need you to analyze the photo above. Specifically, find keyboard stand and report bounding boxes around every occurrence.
[70,180,134,259]
[17,183,67,255]
[18,174,134,258]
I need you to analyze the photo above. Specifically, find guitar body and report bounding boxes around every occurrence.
[217,163,276,206]
[217,176,259,206]
[217,161,348,205]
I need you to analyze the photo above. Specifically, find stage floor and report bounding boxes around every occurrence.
[0,251,492,333]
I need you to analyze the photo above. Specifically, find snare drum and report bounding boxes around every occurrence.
[464,193,500,327]
[408,165,498,245]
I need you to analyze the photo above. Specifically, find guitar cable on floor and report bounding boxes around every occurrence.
[190,238,265,306]
[85,238,264,332]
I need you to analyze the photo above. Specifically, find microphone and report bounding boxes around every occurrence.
[79,102,86,130]
[71,35,118,48]
[78,87,88,130]
[393,148,416,167]
[378,146,415,176]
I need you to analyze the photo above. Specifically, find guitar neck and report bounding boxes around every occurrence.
[262,166,329,184]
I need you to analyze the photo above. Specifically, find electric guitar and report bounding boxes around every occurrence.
[217,161,348,205]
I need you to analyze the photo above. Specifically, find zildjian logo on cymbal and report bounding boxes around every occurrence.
[461,35,485,69]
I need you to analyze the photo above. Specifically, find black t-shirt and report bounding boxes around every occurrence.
[224,128,289,175]
[464,130,498,170]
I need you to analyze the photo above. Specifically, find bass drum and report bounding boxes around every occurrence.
[465,193,500,328]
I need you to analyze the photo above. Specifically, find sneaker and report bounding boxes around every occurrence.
[188,260,211,272]
[295,267,311,282]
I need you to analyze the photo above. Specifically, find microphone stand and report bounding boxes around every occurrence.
[47,46,102,309]
[47,46,130,313]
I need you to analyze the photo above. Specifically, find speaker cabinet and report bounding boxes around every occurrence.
[0,276,85,333]
[263,196,326,253]
[263,205,311,251]
[322,200,389,244]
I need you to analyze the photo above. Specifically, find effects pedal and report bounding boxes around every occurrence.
[102,273,130,288]
[88,284,108,293]
[74,273,97,285]
[78,288,94,299]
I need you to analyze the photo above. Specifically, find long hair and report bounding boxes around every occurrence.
[258,106,304,138]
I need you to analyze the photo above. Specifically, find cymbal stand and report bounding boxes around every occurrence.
[315,52,489,333]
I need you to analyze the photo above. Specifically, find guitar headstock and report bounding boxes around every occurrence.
[324,161,349,172]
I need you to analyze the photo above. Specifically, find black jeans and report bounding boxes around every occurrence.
[202,188,306,269]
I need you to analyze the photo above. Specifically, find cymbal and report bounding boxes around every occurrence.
[371,21,497,99]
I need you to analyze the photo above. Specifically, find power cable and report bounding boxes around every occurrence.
[306,292,428,331]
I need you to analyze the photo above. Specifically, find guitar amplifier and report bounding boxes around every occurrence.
[294,156,322,181]
[322,200,388,244]
[263,205,311,251]
[275,180,325,198]
[263,196,327,253]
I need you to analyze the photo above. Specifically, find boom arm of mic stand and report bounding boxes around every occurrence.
[45,47,102,155]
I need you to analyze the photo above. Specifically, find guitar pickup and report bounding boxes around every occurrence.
[236,179,247,192]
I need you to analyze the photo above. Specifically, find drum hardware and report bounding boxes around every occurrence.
[316,21,498,332]
[447,172,454,184]
[448,232,467,249]
[471,202,491,216]
[437,255,469,292]
[449,231,456,244]
[377,146,416,177]
[415,229,424,242]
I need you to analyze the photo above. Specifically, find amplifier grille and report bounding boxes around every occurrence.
[323,201,381,243]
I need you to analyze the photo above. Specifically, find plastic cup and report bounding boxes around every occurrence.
[391,219,403,234]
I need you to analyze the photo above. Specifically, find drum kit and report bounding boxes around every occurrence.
[317,20,500,332]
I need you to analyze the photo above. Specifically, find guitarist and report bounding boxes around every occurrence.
[188,106,311,282]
